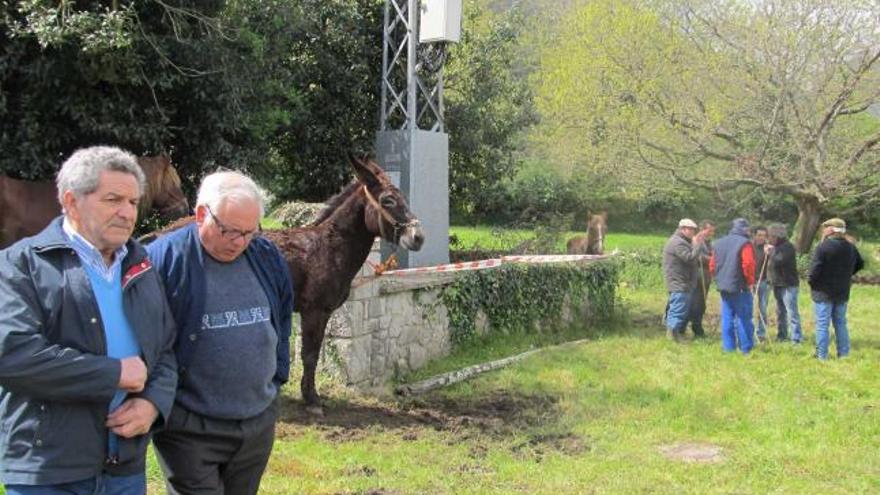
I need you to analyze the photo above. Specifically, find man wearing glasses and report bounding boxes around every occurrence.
[146,171,293,495]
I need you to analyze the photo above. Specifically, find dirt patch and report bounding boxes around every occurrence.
[275,390,561,443]
[342,465,377,477]
[449,462,495,475]
[511,432,590,461]
[659,442,724,463]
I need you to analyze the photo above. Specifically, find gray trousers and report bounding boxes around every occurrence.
[153,401,277,495]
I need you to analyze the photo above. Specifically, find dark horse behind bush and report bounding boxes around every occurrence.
[0,155,190,249]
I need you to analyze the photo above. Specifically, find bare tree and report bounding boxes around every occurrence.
[639,0,880,252]
[538,0,880,252]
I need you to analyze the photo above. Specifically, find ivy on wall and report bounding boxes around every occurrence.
[440,261,620,345]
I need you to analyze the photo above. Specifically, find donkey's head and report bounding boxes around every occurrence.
[587,211,608,255]
[352,155,424,251]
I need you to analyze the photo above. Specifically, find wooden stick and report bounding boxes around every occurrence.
[753,250,770,332]
[395,339,592,396]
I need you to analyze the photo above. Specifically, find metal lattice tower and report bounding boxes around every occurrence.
[377,0,452,268]
[380,0,446,132]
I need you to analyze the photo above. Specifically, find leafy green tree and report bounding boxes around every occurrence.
[445,1,538,218]
[254,0,384,202]
[0,0,382,203]
[1,0,302,181]
[536,0,880,251]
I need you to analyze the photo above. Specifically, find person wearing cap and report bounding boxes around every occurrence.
[766,223,802,343]
[709,218,756,354]
[808,218,864,360]
[687,219,716,338]
[662,219,707,341]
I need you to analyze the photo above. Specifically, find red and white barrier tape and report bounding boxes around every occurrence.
[383,258,503,276]
[501,254,609,264]
[382,254,609,277]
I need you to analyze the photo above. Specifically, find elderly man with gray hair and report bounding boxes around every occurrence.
[0,146,178,494]
[765,223,802,343]
[808,218,864,360]
[146,170,294,495]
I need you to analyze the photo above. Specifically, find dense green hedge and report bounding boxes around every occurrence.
[440,261,619,345]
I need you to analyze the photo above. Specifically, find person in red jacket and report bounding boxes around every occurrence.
[709,218,756,354]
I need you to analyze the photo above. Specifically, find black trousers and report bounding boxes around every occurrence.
[153,401,277,495]
[687,280,710,336]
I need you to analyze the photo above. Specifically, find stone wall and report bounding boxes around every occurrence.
[315,243,612,390]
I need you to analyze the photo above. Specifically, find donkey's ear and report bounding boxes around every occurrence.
[349,153,382,188]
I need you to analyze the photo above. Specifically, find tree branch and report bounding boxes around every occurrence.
[845,131,880,168]
[813,48,880,148]
[839,101,874,115]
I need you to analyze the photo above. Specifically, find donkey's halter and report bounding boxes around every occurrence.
[362,185,419,243]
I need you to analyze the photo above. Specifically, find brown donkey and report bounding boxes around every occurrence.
[566,211,608,255]
[264,155,424,413]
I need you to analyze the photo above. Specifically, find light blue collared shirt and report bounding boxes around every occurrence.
[62,218,128,282]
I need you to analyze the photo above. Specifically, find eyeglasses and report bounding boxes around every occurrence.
[205,206,262,242]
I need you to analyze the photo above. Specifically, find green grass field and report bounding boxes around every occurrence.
[226,228,880,493]
[241,282,880,494]
[450,225,668,254]
[3,229,877,494]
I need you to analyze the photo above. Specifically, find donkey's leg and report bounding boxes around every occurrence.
[300,309,331,411]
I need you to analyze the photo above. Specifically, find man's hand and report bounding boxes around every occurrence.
[764,244,773,254]
[106,398,158,438]
[118,356,147,392]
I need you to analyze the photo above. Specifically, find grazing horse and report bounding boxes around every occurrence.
[566,211,608,255]
[265,155,424,413]
[0,155,189,249]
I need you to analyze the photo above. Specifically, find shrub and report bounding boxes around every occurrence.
[441,261,619,345]
[271,201,325,228]
[618,249,665,289]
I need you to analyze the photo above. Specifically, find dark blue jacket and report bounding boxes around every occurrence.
[0,218,177,485]
[712,226,751,293]
[145,223,294,388]
[808,236,864,302]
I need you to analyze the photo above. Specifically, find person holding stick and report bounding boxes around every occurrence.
[709,218,756,355]
[752,226,771,342]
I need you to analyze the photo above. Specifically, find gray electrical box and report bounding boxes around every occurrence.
[376,129,450,268]
[419,0,462,43]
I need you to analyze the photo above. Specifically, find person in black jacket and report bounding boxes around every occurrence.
[766,224,802,343]
[808,218,864,360]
